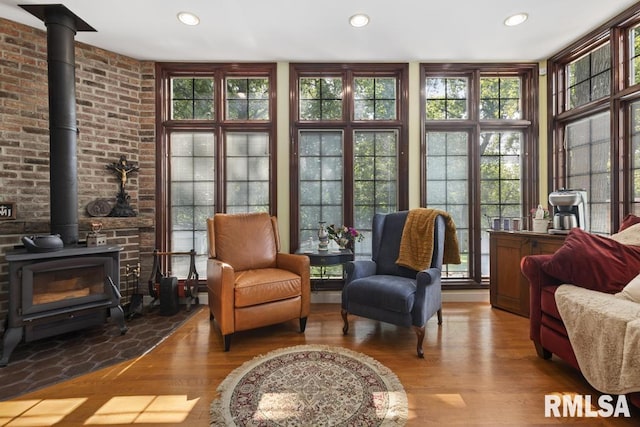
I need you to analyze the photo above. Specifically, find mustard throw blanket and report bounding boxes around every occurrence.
[396,208,461,271]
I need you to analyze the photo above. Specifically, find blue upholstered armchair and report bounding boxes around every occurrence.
[341,210,445,358]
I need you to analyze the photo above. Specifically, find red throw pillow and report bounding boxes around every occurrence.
[541,228,640,294]
[619,214,640,232]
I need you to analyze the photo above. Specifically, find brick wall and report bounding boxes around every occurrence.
[0,18,157,321]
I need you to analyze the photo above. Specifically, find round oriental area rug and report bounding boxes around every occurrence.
[210,344,408,426]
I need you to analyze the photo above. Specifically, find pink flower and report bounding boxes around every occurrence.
[326,224,365,244]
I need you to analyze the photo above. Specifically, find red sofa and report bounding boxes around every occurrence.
[522,238,640,408]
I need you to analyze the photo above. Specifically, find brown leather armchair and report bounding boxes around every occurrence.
[206,212,310,351]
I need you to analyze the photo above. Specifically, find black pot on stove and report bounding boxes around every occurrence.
[22,235,64,253]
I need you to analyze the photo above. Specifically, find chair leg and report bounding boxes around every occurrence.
[341,309,349,334]
[300,317,308,332]
[223,334,232,352]
[437,307,442,325]
[413,325,425,358]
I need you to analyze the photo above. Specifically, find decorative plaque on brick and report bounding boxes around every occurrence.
[0,202,16,220]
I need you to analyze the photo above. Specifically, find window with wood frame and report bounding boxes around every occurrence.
[290,64,408,282]
[548,5,640,234]
[422,64,538,286]
[156,63,276,276]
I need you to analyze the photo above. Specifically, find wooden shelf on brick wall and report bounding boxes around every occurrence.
[0,217,154,236]
[79,217,154,232]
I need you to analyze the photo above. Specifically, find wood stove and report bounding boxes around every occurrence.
[0,6,131,367]
[1,246,127,366]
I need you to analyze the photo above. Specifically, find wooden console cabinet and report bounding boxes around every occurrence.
[489,231,566,318]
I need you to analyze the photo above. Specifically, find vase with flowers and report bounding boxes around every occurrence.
[326,224,365,250]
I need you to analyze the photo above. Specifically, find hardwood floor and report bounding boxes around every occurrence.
[1,302,637,426]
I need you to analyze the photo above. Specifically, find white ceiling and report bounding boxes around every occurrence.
[1,0,639,62]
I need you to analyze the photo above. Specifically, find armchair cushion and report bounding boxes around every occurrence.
[234,268,302,308]
[214,212,277,271]
[540,228,640,293]
[374,211,418,279]
[346,275,417,314]
[616,273,640,303]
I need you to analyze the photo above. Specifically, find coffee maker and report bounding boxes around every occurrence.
[548,189,589,234]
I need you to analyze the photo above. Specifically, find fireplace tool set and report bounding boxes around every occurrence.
[147,249,200,315]
[124,263,143,319]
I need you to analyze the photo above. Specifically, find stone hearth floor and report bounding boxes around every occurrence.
[0,304,202,400]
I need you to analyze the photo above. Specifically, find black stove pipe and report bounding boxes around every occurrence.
[45,7,78,245]
[20,5,96,245]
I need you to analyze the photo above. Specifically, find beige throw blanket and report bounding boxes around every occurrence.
[555,284,640,395]
[396,208,461,271]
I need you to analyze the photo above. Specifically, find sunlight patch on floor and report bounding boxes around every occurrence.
[433,393,467,408]
[256,393,300,420]
[0,395,199,426]
[0,398,87,426]
[85,395,200,425]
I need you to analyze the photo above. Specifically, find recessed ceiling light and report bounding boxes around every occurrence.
[177,11,200,26]
[504,12,528,27]
[349,14,370,28]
